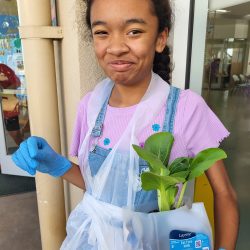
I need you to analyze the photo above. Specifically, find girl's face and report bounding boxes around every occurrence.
[90,0,167,87]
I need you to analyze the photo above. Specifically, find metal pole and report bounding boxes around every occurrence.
[16,1,66,249]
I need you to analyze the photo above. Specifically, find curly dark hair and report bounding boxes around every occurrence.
[84,0,172,82]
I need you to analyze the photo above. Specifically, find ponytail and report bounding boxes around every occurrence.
[153,45,171,83]
[150,0,172,83]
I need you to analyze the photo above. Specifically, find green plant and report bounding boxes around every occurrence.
[132,132,227,211]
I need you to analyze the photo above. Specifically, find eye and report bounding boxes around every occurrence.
[127,29,143,36]
[93,30,109,37]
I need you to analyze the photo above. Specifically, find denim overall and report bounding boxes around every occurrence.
[87,86,180,213]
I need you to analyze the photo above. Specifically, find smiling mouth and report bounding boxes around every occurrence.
[108,60,134,71]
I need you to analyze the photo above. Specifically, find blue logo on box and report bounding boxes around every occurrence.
[170,230,210,249]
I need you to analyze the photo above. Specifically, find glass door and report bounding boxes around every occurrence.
[202,12,249,91]
[0,0,31,176]
[195,1,250,249]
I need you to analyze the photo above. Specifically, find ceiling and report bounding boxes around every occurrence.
[212,2,250,19]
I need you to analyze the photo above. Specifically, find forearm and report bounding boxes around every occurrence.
[62,162,85,190]
[214,190,239,250]
[205,160,239,250]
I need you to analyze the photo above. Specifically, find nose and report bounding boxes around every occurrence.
[106,35,129,56]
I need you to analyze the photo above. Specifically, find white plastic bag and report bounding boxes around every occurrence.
[61,192,212,250]
[123,202,213,250]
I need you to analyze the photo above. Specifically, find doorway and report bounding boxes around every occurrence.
[202,2,250,249]
[0,0,35,194]
[203,7,250,91]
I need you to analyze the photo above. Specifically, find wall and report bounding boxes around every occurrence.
[247,49,250,74]
[214,23,236,39]
[213,19,248,39]
[235,20,249,38]
[244,21,250,74]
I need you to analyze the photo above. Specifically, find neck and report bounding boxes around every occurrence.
[109,73,152,107]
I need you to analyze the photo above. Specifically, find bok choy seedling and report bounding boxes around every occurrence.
[132,132,227,212]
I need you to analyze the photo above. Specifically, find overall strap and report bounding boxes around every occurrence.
[162,86,180,133]
[91,94,111,137]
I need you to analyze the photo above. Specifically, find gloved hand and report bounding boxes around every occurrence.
[12,136,72,177]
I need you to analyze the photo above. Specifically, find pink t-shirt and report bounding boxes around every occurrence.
[70,89,229,162]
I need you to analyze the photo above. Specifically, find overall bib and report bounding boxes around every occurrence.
[61,75,212,250]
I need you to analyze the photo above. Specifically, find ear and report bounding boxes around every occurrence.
[155,28,168,53]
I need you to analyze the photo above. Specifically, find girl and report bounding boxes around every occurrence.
[12,0,239,249]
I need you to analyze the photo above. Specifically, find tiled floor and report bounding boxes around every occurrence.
[203,88,250,250]
[0,88,249,250]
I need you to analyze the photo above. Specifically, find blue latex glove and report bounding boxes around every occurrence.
[12,136,72,177]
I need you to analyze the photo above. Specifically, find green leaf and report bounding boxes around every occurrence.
[141,172,185,191]
[144,132,174,166]
[188,148,227,180]
[166,186,178,208]
[170,170,189,179]
[161,167,170,176]
[132,145,165,173]
[168,157,190,174]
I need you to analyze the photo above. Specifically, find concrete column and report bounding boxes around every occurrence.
[171,0,191,89]
[55,0,105,215]
[16,1,66,249]
[189,0,208,94]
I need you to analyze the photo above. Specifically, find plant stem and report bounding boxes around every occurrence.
[157,167,170,211]
[158,186,170,211]
[176,181,187,209]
